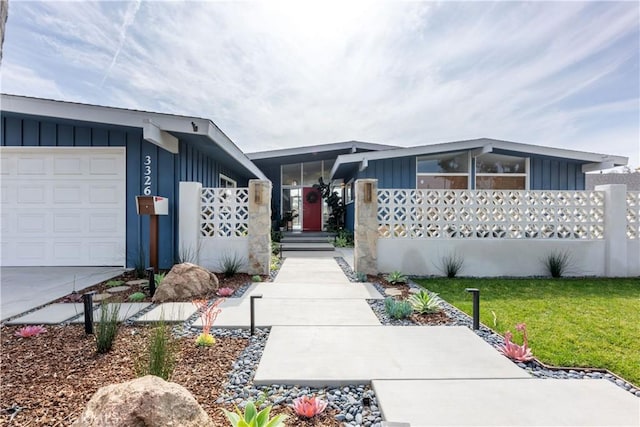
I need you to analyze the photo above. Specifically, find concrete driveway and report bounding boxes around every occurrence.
[0,266,126,321]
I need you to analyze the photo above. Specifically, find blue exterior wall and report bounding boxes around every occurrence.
[2,114,246,269]
[345,202,355,232]
[344,150,587,191]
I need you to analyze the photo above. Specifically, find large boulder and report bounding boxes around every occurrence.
[152,263,219,303]
[72,375,214,426]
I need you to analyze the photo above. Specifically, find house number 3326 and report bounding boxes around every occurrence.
[143,155,152,195]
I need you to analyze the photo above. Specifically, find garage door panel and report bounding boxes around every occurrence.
[1,147,125,266]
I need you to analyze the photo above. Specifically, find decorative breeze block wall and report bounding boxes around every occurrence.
[200,188,249,238]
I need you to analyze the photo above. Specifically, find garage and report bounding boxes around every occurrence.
[1,147,126,266]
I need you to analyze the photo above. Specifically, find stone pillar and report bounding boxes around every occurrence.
[596,184,628,277]
[178,181,202,265]
[248,180,272,275]
[354,179,378,275]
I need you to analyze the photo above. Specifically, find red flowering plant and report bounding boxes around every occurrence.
[293,395,328,418]
[497,322,533,362]
[192,298,225,346]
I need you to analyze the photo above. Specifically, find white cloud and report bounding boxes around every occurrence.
[2,1,638,167]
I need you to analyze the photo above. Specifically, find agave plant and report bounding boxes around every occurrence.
[384,297,413,320]
[497,323,533,362]
[293,395,328,418]
[217,287,235,297]
[15,325,47,338]
[222,401,287,427]
[385,271,408,285]
[408,290,442,314]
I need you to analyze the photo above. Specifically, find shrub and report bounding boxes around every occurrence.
[384,297,413,319]
[408,290,442,314]
[106,280,124,288]
[176,242,201,264]
[356,272,367,282]
[497,323,534,362]
[15,325,46,338]
[193,299,225,347]
[385,271,408,285]
[219,252,245,277]
[293,395,328,418]
[251,275,262,282]
[222,401,287,427]
[128,292,146,302]
[136,319,176,380]
[95,303,120,354]
[438,252,464,278]
[333,230,354,248]
[154,273,166,286]
[543,250,571,278]
[271,242,281,256]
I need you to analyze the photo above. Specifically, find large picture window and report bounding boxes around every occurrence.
[475,153,527,190]
[417,152,469,189]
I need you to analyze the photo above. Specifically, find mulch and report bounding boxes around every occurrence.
[0,325,339,426]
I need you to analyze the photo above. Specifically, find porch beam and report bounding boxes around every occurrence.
[143,119,179,154]
[470,143,493,157]
[582,161,614,173]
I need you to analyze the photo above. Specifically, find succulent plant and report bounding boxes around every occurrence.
[195,333,215,347]
[222,401,287,427]
[293,395,328,418]
[217,287,235,297]
[192,299,225,347]
[385,271,408,285]
[251,275,262,282]
[128,292,146,302]
[408,290,442,314]
[497,323,534,362]
[384,297,413,319]
[105,280,124,288]
[356,272,367,282]
[15,325,47,338]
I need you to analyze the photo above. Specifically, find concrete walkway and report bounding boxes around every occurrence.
[0,266,125,321]
[251,257,639,426]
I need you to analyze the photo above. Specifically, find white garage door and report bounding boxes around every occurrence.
[1,147,126,266]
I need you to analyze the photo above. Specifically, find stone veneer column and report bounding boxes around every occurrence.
[354,179,379,275]
[596,184,628,277]
[248,180,272,275]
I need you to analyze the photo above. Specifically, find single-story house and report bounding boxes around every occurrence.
[1,94,629,267]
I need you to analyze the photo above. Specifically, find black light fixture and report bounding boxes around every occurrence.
[146,267,156,297]
[191,121,198,132]
[465,288,480,330]
[250,295,263,336]
[83,291,96,334]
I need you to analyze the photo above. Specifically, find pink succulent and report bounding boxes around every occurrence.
[217,287,234,297]
[293,395,328,418]
[497,325,533,362]
[15,325,47,338]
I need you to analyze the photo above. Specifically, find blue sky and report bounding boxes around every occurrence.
[2,1,639,167]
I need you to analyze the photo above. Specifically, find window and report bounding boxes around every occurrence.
[417,152,469,189]
[345,179,354,203]
[475,153,527,190]
[220,174,237,188]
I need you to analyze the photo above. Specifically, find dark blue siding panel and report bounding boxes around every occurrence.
[361,157,415,188]
[4,117,22,145]
[345,202,355,232]
[74,127,91,146]
[57,124,74,146]
[41,122,56,145]
[529,156,585,190]
[23,120,39,145]
[92,128,109,146]
[567,162,576,190]
[158,148,176,267]
[125,133,142,269]
[109,130,126,147]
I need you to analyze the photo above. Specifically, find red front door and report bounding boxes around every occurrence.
[302,187,322,231]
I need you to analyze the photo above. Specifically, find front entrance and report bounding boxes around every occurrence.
[302,187,322,231]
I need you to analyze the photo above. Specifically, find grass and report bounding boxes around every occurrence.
[413,277,640,386]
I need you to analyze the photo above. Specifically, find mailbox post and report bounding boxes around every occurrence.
[136,196,169,273]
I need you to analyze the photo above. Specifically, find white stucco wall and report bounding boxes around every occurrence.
[377,239,607,277]
[199,238,250,273]
[628,240,640,277]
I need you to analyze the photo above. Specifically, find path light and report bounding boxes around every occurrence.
[465,288,480,330]
[146,267,156,297]
[82,291,96,334]
[250,295,262,336]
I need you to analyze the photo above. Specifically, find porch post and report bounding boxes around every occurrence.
[178,181,202,265]
[248,179,272,275]
[354,179,378,275]
[596,184,628,277]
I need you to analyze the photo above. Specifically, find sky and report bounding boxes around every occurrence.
[1,0,639,168]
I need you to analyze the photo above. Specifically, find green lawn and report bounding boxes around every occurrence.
[413,277,640,386]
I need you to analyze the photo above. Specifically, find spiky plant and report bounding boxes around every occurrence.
[439,252,464,278]
[408,290,442,314]
[544,250,571,278]
[95,303,120,354]
[384,297,413,319]
[385,271,408,285]
[128,292,146,302]
[222,401,287,427]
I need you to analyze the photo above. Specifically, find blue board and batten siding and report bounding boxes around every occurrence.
[352,153,586,191]
[2,114,244,269]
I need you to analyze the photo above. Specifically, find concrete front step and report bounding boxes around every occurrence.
[192,298,381,329]
[280,242,335,251]
[246,282,384,299]
[280,237,332,244]
[254,326,530,387]
[373,379,640,426]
